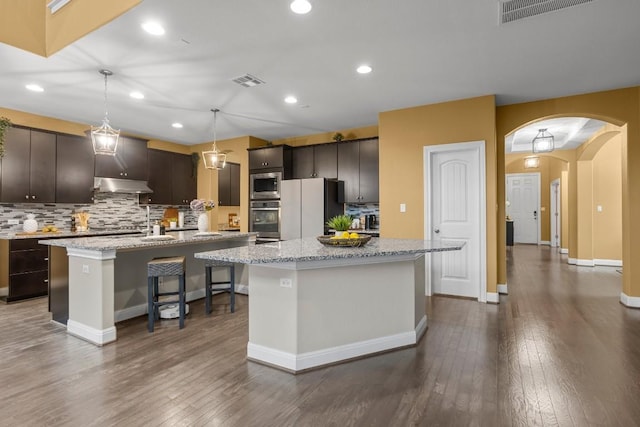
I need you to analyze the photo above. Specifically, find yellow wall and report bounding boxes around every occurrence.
[496,87,640,298]
[378,95,498,293]
[0,0,141,57]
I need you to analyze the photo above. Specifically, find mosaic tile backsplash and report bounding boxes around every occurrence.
[344,203,380,228]
[0,193,199,232]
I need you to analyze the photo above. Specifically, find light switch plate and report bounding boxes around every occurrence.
[280,278,292,288]
[400,203,406,213]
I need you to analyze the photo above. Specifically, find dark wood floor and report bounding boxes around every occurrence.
[1,245,639,426]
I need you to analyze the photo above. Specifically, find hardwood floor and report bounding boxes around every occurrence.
[1,245,639,426]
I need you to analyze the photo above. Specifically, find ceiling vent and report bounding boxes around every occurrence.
[500,0,596,24]
[232,74,265,88]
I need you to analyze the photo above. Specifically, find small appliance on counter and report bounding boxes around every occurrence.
[365,214,378,230]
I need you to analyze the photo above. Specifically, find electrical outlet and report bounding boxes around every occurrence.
[82,265,90,274]
[400,203,406,213]
[280,278,292,288]
[8,219,19,225]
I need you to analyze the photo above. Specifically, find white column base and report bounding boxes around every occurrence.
[560,248,569,254]
[67,319,116,346]
[247,315,427,373]
[620,292,640,308]
[486,292,499,303]
[594,259,622,267]
[497,284,508,294]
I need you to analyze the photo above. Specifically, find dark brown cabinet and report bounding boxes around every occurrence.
[218,162,241,206]
[337,138,379,203]
[94,136,148,180]
[143,150,196,205]
[1,127,56,203]
[56,134,95,203]
[292,143,337,179]
[248,145,292,171]
[0,239,49,302]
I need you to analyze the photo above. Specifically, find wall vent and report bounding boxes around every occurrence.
[500,0,596,24]
[232,74,265,88]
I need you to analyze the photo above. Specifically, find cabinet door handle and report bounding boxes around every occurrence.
[44,257,49,261]
[25,195,29,199]
[44,279,49,283]
[32,195,36,199]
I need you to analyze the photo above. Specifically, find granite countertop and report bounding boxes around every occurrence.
[0,227,198,240]
[194,237,464,264]
[38,230,255,251]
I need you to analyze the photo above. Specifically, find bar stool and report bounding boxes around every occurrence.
[147,256,186,332]
[204,260,235,314]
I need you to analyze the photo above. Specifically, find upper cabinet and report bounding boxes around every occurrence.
[337,138,379,203]
[1,127,56,203]
[143,150,196,205]
[218,162,241,206]
[56,134,95,204]
[248,145,292,174]
[292,143,337,179]
[94,136,148,180]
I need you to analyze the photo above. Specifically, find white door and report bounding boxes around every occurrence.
[550,179,560,248]
[424,141,486,301]
[506,173,540,244]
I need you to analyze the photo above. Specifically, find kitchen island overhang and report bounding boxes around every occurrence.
[40,231,255,345]
[194,237,464,373]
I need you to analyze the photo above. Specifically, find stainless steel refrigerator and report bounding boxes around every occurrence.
[281,178,344,240]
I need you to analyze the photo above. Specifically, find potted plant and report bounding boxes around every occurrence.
[326,214,353,236]
[0,116,12,158]
[332,132,344,142]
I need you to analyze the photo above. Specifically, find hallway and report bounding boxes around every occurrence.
[0,245,639,425]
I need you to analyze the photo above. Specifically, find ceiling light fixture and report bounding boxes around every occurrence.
[284,96,298,104]
[172,123,183,129]
[26,84,44,92]
[141,21,165,36]
[129,91,144,99]
[202,109,226,170]
[290,0,312,14]
[524,156,540,169]
[357,65,372,74]
[532,128,554,153]
[91,69,120,156]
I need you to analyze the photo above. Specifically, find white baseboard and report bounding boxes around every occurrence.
[620,292,640,308]
[560,248,569,254]
[67,319,116,346]
[114,284,248,322]
[568,257,576,265]
[540,241,551,246]
[486,292,499,303]
[576,259,595,267]
[497,284,508,294]
[594,259,622,267]
[247,318,425,373]
[0,287,7,297]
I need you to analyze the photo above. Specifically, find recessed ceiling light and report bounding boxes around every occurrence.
[284,96,298,104]
[290,0,312,14]
[141,21,165,36]
[129,91,144,99]
[25,84,44,92]
[357,65,373,74]
[172,123,183,129]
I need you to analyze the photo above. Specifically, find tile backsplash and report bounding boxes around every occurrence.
[0,193,198,232]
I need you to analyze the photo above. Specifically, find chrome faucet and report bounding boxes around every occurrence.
[145,205,151,234]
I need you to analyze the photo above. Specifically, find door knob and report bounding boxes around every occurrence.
[434,228,440,234]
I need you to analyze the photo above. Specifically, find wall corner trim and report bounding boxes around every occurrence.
[486,292,499,304]
[575,259,595,267]
[620,292,640,308]
[497,284,508,294]
[560,248,569,254]
[594,259,623,267]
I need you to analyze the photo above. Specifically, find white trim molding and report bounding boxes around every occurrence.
[576,259,595,267]
[540,241,551,246]
[486,292,499,304]
[67,319,116,346]
[497,284,508,294]
[560,248,569,254]
[620,292,640,308]
[568,257,576,265]
[594,259,623,267]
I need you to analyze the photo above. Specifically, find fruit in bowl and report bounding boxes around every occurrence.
[42,225,58,232]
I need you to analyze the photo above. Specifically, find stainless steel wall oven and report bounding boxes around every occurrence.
[250,200,281,241]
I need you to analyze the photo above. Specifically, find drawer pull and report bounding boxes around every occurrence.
[44,258,49,261]
[44,279,49,283]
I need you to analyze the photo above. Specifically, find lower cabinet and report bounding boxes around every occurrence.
[0,239,49,302]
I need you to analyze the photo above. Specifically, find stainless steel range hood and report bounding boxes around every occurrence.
[93,177,153,194]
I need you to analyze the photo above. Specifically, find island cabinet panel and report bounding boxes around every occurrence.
[172,153,196,205]
[1,127,56,203]
[56,134,95,203]
[337,138,379,203]
[292,144,337,179]
[0,239,49,302]
[218,162,241,206]
[145,149,173,205]
[94,136,148,180]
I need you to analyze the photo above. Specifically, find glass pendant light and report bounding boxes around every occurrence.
[91,69,120,156]
[202,109,227,170]
[532,128,554,153]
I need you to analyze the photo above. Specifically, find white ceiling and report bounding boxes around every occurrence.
[0,0,639,146]
[505,117,607,153]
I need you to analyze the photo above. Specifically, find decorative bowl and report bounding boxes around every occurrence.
[317,234,372,247]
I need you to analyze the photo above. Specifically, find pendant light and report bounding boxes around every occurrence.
[91,69,120,156]
[202,109,227,170]
[532,128,554,153]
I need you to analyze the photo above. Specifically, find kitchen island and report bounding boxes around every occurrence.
[40,230,254,345]
[194,237,464,373]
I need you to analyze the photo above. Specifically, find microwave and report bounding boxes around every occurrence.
[250,171,282,200]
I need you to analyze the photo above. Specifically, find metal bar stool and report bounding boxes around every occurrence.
[147,256,186,332]
[204,260,235,314]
